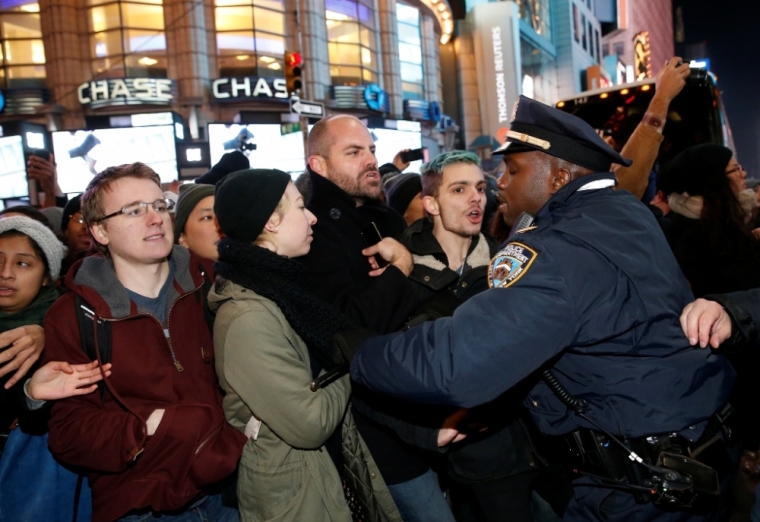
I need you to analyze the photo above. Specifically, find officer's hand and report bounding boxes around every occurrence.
[652,57,690,106]
[680,298,732,349]
[363,238,413,277]
[438,408,468,447]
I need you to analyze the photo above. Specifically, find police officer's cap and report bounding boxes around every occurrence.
[493,96,632,172]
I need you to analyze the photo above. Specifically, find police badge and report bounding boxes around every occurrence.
[488,242,538,289]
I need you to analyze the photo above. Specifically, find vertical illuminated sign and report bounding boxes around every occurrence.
[633,31,651,81]
[471,1,521,146]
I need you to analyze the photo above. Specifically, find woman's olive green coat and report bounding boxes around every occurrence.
[210,279,402,522]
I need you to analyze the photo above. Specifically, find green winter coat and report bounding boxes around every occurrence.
[209,279,402,522]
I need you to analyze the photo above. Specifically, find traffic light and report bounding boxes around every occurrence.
[284,51,303,94]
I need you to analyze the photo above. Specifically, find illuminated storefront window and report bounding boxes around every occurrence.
[0,0,45,88]
[515,0,551,40]
[326,0,378,86]
[396,3,423,100]
[215,0,286,77]
[88,0,167,79]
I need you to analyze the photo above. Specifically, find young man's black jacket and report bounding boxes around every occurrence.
[361,217,538,484]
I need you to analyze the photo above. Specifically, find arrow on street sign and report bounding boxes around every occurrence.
[290,98,325,118]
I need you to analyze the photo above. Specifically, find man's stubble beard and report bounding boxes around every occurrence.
[326,159,382,200]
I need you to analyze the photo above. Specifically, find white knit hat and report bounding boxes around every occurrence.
[0,216,68,279]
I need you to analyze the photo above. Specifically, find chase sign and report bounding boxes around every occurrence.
[78,78,174,109]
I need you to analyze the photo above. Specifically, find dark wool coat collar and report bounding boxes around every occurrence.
[307,167,386,215]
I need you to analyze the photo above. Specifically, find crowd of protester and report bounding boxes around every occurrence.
[0,56,758,522]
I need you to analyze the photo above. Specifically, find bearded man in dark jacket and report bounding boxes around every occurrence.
[299,115,457,521]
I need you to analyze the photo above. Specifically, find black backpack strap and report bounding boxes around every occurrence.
[74,294,111,400]
[197,263,216,330]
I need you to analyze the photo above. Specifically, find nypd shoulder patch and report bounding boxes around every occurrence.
[488,242,538,289]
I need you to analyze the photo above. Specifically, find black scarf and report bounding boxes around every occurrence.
[215,238,351,371]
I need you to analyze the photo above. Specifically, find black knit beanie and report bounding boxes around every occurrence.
[215,169,291,242]
[658,144,733,197]
[174,183,215,241]
[384,173,422,215]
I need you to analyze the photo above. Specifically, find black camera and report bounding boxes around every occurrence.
[241,142,257,152]
[688,67,708,87]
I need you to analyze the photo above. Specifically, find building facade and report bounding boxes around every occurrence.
[449,0,602,161]
[597,0,674,84]
[0,0,453,191]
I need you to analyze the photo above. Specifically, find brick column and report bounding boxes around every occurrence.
[39,0,89,128]
[164,0,210,106]
[293,0,330,101]
[455,28,481,148]
[420,13,441,105]
[376,0,402,117]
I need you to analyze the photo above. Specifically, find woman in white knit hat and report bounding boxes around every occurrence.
[0,215,110,522]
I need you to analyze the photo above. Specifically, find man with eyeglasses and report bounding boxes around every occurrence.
[41,163,246,522]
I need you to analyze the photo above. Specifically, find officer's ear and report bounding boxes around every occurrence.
[551,169,572,191]
[422,195,440,216]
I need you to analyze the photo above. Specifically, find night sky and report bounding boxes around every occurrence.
[673,0,760,176]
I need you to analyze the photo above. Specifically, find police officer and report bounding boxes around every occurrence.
[349,96,737,521]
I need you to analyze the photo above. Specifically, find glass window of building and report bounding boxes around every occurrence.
[572,4,579,43]
[515,0,551,40]
[581,14,587,50]
[396,3,422,100]
[215,0,286,77]
[0,0,45,88]
[88,0,167,79]
[326,0,378,86]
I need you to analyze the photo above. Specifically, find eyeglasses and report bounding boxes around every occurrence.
[726,164,744,176]
[97,199,175,222]
[70,214,85,225]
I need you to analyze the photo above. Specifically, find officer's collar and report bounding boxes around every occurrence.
[536,172,617,219]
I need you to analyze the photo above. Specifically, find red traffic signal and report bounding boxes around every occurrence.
[285,51,303,94]
[287,52,302,67]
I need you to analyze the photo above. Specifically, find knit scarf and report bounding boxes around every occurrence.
[215,238,350,371]
[0,285,59,331]
[669,190,757,222]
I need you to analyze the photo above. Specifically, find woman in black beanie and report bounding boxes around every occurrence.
[209,169,401,522]
[659,143,760,297]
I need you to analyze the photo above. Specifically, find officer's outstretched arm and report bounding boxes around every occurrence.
[350,245,577,408]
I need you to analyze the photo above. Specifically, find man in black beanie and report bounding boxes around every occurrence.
[383,173,425,226]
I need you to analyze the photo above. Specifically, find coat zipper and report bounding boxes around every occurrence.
[195,426,222,455]
[96,281,205,373]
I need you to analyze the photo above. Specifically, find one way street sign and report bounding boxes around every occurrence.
[290,98,325,118]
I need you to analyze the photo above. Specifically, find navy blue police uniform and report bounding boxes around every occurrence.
[349,96,737,521]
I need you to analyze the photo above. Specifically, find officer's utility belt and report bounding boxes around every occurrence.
[543,369,732,510]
